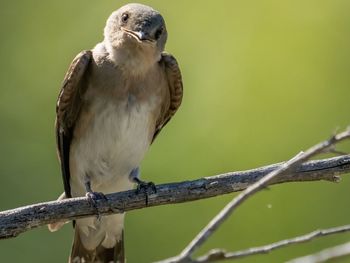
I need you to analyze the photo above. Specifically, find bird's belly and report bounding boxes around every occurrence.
[70,100,154,196]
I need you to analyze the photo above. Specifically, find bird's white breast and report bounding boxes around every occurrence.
[69,96,155,197]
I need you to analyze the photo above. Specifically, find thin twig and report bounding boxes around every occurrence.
[287,241,350,263]
[158,128,350,263]
[0,154,349,239]
[192,224,350,262]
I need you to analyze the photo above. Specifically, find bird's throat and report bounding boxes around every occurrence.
[105,40,159,77]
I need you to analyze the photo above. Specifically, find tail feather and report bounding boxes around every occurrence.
[69,228,125,263]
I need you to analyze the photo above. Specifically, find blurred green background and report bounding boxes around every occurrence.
[0,0,350,262]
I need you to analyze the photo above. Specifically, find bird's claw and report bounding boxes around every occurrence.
[135,180,156,205]
[136,181,157,194]
[86,191,108,220]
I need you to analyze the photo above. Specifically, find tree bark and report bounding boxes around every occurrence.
[0,154,349,239]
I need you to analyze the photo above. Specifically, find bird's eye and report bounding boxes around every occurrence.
[155,27,163,40]
[121,13,129,23]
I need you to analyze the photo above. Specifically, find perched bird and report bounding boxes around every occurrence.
[48,3,183,263]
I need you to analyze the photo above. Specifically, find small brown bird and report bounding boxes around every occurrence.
[48,3,183,263]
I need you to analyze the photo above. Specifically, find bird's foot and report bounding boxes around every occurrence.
[134,178,156,205]
[136,180,157,194]
[85,191,108,220]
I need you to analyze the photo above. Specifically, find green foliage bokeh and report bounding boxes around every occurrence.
[0,0,349,262]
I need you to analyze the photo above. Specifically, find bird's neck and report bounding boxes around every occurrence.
[104,40,160,77]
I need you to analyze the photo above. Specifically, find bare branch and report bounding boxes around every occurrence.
[287,241,350,263]
[192,224,350,262]
[0,154,349,240]
[158,128,350,263]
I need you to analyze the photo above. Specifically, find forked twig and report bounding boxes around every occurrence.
[158,128,350,263]
[194,224,350,262]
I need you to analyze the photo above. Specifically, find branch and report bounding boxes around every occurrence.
[193,224,350,262]
[158,128,350,263]
[287,241,350,263]
[0,154,349,239]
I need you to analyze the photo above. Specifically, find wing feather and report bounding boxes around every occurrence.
[153,53,183,141]
[55,50,92,197]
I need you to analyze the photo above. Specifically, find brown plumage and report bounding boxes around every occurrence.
[153,52,183,141]
[69,228,125,263]
[50,3,183,263]
[56,50,92,198]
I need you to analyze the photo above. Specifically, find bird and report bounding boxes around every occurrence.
[47,3,183,263]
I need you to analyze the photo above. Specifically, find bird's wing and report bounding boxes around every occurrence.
[152,52,183,141]
[55,50,92,197]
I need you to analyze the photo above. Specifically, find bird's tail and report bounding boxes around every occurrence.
[69,227,125,263]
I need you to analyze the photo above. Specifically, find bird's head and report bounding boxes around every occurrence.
[104,3,167,66]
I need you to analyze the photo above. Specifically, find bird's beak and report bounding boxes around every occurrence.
[121,27,155,44]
